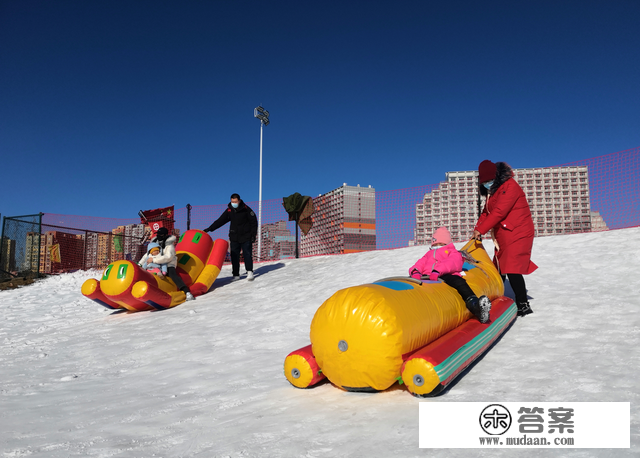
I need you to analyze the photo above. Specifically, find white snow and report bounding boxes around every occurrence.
[1,228,639,457]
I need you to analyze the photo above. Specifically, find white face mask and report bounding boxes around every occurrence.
[483,180,494,190]
[231,202,239,208]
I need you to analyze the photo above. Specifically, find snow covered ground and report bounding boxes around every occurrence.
[1,228,638,457]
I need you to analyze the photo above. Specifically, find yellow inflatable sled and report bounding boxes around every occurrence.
[284,239,517,396]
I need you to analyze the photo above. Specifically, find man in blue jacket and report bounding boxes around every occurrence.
[204,193,258,281]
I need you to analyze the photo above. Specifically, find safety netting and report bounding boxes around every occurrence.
[558,146,639,230]
[2,147,638,278]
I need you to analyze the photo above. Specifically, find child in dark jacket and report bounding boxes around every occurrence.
[409,226,491,324]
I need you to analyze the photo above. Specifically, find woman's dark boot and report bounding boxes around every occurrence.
[517,301,533,317]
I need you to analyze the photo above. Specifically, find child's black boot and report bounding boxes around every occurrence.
[466,296,491,324]
[478,295,491,324]
[465,296,478,316]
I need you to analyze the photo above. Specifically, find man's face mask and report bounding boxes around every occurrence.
[231,202,239,208]
[156,229,168,241]
[483,180,494,190]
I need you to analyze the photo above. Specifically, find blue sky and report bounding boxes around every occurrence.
[1,0,639,220]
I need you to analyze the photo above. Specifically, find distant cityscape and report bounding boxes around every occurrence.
[2,224,165,274]
[411,165,608,246]
[255,165,608,262]
[1,165,609,275]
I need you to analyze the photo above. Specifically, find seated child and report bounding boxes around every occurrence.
[409,226,491,324]
[139,242,168,276]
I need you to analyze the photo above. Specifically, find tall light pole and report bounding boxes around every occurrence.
[253,106,269,262]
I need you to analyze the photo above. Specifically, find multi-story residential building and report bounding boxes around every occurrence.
[517,166,593,236]
[110,224,147,263]
[254,221,296,261]
[32,223,162,274]
[590,211,609,232]
[111,226,126,261]
[83,232,113,270]
[96,232,112,267]
[300,184,376,256]
[39,231,55,274]
[412,172,478,246]
[25,232,41,272]
[39,231,84,273]
[124,223,147,262]
[1,236,16,273]
[413,165,598,245]
[84,232,99,269]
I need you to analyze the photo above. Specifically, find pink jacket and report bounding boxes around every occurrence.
[409,243,464,278]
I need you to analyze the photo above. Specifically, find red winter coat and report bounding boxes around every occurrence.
[474,178,537,275]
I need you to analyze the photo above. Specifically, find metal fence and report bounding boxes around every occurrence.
[1,214,42,279]
[0,214,152,280]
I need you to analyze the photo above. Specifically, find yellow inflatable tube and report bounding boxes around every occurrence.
[309,240,503,391]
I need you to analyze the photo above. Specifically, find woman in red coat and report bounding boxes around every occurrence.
[472,160,537,317]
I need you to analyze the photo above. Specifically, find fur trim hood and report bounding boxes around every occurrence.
[151,235,176,246]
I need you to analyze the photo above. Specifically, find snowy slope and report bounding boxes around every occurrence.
[1,228,639,457]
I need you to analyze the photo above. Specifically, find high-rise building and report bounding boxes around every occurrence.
[590,211,609,232]
[413,165,596,245]
[96,232,111,267]
[110,224,147,263]
[25,232,40,272]
[84,232,99,269]
[300,184,376,256]
[39,231,84,273]
[111,226,126,261]
[254,221,296,261]
[83,232,113,270]
[412,172,478,246]
[1,237,16,273]
[39,232,54,273]
[124,223,146,262]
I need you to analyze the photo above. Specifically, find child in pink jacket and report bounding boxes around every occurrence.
[409,227,491,324]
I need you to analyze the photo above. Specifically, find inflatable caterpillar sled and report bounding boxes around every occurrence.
[284,239,517,397]
[81,230,228,312]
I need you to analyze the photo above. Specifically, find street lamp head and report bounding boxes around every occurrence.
[254,106,270,125]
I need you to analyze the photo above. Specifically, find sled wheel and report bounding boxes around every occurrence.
[284,354,317,388]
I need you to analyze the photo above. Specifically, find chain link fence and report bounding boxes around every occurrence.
[1,214,42,280]
[0,215,152,281]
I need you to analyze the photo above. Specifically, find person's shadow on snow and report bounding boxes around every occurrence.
[210,262,286,289]
[107,265,285,314]
[503,278,534,301]
[253,262,285,278]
